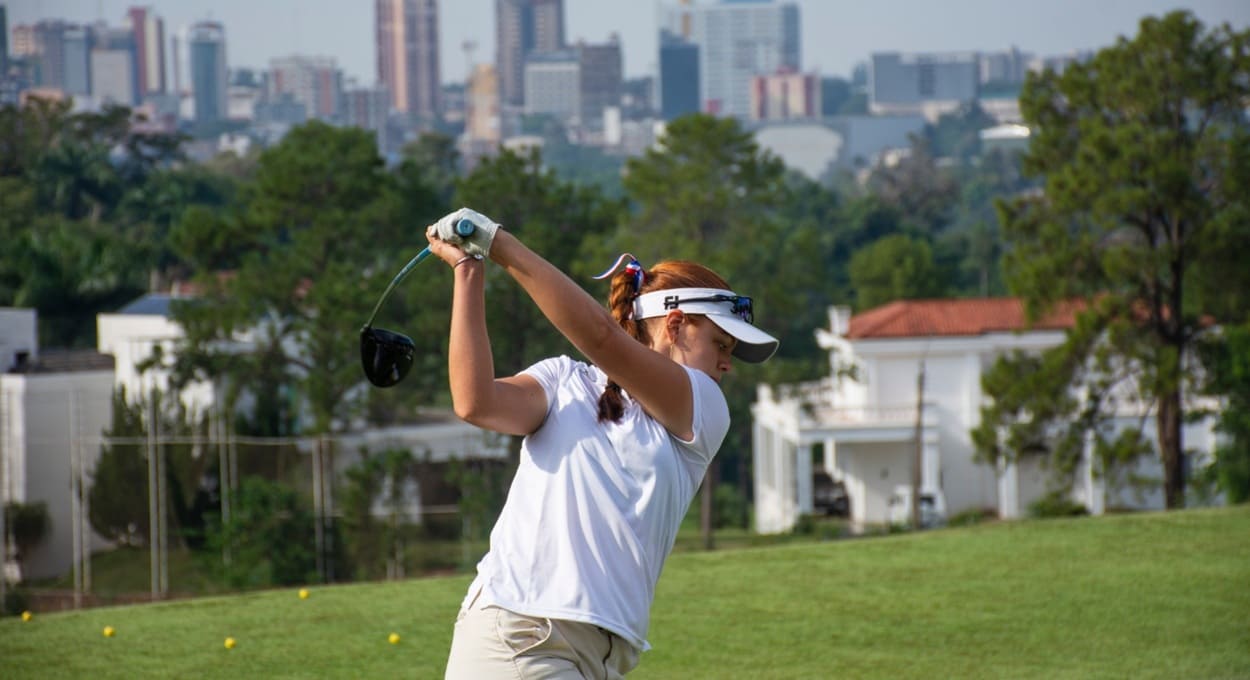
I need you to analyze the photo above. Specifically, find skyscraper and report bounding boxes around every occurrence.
[90,25,137,105]
[869,52,979,118]
[375,0,441,119]
[577,37,622,132]
[465,63,500,143]
[664,0,800,119]
[269,55,343,122]
[128,7,167,97]
[659,29,699,120]
[188,21,227,124]
[496,0,565,108]
[1,5,9,76]
[343,78,392,152]
[61,24,91,96]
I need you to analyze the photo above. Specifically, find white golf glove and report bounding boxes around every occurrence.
[428,207,500,258]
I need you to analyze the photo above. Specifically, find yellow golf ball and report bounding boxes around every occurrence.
[21,611,32,622]
[298,588,309,599]
[388,633,400,645]
[103,626,115,637]
[224,637,236,650]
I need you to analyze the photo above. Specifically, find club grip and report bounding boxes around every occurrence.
[455,218,476,237]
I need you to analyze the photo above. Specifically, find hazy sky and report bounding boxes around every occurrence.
[7,0,1249,82]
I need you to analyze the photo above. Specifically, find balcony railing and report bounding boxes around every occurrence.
[798,403,928,428]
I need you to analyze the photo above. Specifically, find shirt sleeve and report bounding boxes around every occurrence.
[677,366,731,464]
[519,355,572,415]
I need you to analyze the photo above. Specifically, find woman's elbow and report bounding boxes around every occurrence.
[452,396,488,425]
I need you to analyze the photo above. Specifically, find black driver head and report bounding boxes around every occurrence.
[360,326,416,388]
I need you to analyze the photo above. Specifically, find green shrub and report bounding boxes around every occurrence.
[713,483,749,529]
[948,507,998,527]
[203,476,317,588]
[3,588,30,617]
[1027,491,1089,518]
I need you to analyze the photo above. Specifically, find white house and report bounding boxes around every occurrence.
[97,292,215,414]
[751,299,1218,533]
[1,312,116,580]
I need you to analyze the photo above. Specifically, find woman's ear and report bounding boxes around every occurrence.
[664,310,685,342]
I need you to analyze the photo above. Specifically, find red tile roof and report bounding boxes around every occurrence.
[847,298,1081,339]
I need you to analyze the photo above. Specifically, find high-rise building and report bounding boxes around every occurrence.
[12,24,36,58]
[869,51,979,119]
[1,5,9,76]
[61,25,92,96]
[189,21,228,124]
[496,0,565,108]
[343,78,392,151]
[90,25,137,105]
[128,7,167,97]
[577,37,622,132]
[375,0,440,119]
[749,68,819,121]
[269,55,343,122]
[663,0,800,120]
[21,21,68,91]
[658,29,699,120]
[465,63,500,143]
[523,48,578,120]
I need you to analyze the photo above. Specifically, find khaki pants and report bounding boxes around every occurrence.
[444,592,640,679]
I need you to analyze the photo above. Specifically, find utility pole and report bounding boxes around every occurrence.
[1,391,8,611]
[70,391,82,609]
[147,392,161,599]
[912,358,925,530]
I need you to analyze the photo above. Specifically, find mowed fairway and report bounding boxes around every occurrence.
[3,506,1248,679]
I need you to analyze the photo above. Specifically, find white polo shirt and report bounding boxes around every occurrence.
[463,355,730,652]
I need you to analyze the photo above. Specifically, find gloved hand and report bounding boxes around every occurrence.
[428,207,500,258]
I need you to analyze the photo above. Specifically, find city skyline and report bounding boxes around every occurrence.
[7,0,1248,84]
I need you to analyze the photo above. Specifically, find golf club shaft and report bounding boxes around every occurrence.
[363,246,431,328]
[361,218,477,329]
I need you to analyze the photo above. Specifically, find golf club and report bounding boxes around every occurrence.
[360,217,476,387]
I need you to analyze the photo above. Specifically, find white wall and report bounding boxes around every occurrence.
[97,311,214,414]
[839,441,910,523]
[1,371,114,580]
[0,308,38,370]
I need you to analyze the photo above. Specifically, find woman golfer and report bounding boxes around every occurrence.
[427,208,778,679]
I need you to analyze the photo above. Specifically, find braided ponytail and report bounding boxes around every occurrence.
[597,265,647,422]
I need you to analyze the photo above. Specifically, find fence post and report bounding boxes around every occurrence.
[312,437,324,582]
[218,406,231,566]
[80,392,90,596]
[147,394,159,599]
[323,434,335,583]
[0,390,7,610]
[157,421,168,597]
[70,391,83,609]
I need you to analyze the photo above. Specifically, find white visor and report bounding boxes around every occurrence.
[633,287,779,363]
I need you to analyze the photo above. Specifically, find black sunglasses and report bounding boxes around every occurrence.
[671,294,754,324]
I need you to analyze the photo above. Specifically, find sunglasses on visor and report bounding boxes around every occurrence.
[665,294,754,324]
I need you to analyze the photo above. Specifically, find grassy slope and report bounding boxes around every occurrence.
[3,507,1247,679]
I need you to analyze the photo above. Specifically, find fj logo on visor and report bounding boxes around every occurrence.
[664,295,680,310]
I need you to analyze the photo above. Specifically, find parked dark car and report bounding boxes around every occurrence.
[813,471,849,517]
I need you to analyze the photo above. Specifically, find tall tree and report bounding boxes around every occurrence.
[849,234,943,309]
[982,12,1250,508]
[173,121,399,434]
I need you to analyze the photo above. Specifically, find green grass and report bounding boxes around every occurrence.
[3,507,1248,679]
